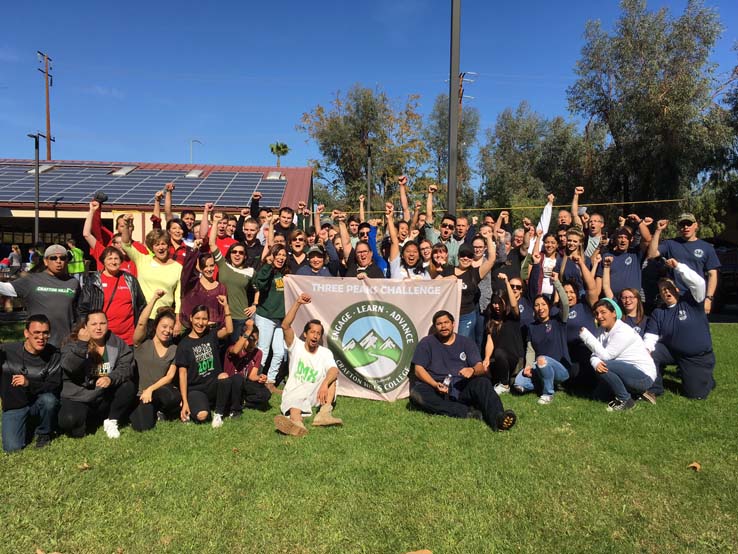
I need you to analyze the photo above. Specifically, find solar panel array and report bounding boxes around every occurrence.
[0,164,286,208]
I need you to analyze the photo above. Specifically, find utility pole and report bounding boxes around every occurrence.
[37,51,53,160]
[448,0,461,215]
[456,71,476,193]
[27,133,52,243]
[366,144,372,214]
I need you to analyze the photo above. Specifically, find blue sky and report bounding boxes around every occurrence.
[1,0,736,179]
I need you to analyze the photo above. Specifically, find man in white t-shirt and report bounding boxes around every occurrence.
[275,293,343,437]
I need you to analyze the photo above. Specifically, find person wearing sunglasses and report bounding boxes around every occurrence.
[419,184,461,264]
[337,213,385,279]
[287,230,309,273]
[0,244,80,347]
[224,319,271,414]
[647,214,720,314]
[0,314,61,452]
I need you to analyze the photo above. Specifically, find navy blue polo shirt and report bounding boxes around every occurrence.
[645,293,712,356]
[596,248,644,296]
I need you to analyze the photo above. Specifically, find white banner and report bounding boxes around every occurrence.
[284,275,461,401]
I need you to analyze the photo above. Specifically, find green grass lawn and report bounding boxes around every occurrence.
[1,325,738,554]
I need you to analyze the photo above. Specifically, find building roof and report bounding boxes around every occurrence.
[0,159,313,211]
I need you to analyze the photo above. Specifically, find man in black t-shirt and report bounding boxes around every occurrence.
[409,310,516,432]
[0,315,61,452]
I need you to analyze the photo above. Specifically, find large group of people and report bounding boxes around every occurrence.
[0,178,721,452]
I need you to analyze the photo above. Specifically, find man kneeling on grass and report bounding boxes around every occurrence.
[274,293,343,436]
[409,310,516,431]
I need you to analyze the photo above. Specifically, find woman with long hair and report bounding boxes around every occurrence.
[166,218,189,265]
[129,291,181,431]
[78,246,146,346]
[513,273,571,405]
[224,319,271,414]
[528,231,560,299]
[58,311,136,438]
[175,300,234,427]
[180,241,227,333]
[386,203,428,280]
[482,273,524,395]
[429,243,454,279]
[452,232,496,346]
[209,212,255,343]
[252,244,290,393]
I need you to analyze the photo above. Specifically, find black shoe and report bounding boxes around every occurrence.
[35,434,52,449]
[495,409,517,431]
[229,411,242,420]
[93,191,109,204]
[466,408,484,421]
[607,398,636,412]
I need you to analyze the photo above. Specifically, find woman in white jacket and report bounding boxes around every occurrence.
[579,298,656,412]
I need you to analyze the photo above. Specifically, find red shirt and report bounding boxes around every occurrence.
[223,348,263,377]
[216,236,237,257]
[100,272,135,345]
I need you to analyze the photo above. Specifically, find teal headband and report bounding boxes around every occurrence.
[602,297,623,320]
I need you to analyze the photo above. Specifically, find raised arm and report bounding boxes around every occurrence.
[648,219,667,260]
[314,204,325,237]
[336,211,352,263]
[528,196,553,255]
[398,175,411,222]
[571,187,584,228]
[553,275,569,323]
[386,202,400,263]
[164,182,174,222]
[426,184,437,227]
[133,289,166,346]
[208,207,220,252]
[281,293,311,348]
[478,230,497,279]
[152,189,164,224]
[83,201,99,249]
[216,295,234,339]
[358,195,366,223]
[199,202,212,241]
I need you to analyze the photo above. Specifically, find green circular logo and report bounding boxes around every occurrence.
[328,301,418,393]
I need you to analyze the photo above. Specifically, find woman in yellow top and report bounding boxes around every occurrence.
[120,214,183,336]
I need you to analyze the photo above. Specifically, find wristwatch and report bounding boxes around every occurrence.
[705,295,714,301]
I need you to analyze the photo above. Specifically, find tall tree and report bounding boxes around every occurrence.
[423,93,480,210]
[269,142,290,167]
[567,0,733,212]
[298,85,428,213]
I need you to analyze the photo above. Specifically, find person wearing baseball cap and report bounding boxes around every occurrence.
[0,245,80,347]
[296,245,332,277]
[647,213,720,314]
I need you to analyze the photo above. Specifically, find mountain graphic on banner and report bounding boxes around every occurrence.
[343,329,402,367]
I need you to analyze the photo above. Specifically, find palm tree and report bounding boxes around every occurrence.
[269,142,290,167]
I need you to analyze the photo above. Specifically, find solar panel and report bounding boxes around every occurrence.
[0,164,289,208]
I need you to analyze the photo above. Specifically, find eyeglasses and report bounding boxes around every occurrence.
[510,284,523,290]
[358,232,369,237]
[355,250,371,255]
[29,330,50,337]
[441,223,455,230]
[46,256,65,262]
[292,237,305,242]
[231,250,246,255]
[678,222,694,228]
[459,254,473,260]
[620,295,637,301]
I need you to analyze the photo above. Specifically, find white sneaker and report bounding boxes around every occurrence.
[537,394,553,405]
[103,419,120,439]
[494,383,510,395]
[211,413,224,429]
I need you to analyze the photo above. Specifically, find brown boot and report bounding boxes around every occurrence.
[274,415,307,437]
[312,404,343,427]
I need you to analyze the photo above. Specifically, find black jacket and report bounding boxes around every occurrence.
[0,342,61,411]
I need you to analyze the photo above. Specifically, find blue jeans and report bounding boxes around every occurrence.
[2,393,59,452]
[597,360,654,402]
[514,355,569,396]
[458,311,476,340]
[254,313,285,382]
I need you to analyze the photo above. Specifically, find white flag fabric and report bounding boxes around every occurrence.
[283,275,462,401]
